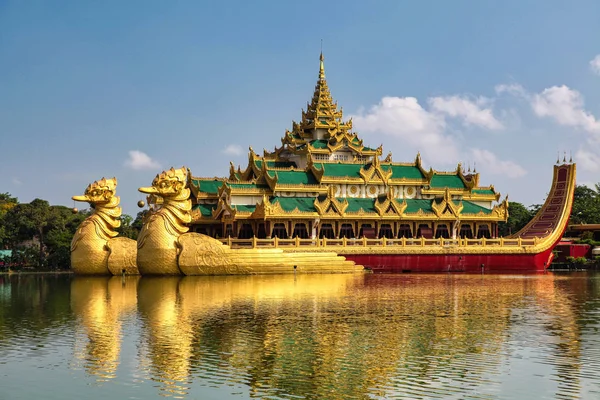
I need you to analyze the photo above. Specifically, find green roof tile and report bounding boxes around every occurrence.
[430,174,465,189]
[268,170,318,185]
[461,201,492,214]
[310,139,329,149]
[318,163,363,178]
[472,188,495,195]
[233,205,256,213]
[344,198,377,213]
[191,179,224,194]
[382,165,425,180]
[267,160,297,168]
[228,183,269,189]
[405,199,434,214]
[271,197,317,212]
[192,204,216,217]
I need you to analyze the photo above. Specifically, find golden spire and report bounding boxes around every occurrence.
[298,52,344,132]
[319,52,325,81]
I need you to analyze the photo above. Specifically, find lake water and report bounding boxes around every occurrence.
[1,272,600,399]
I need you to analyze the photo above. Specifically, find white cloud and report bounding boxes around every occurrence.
[531,85,600,134]
[124,150,161,170]
[576,148,600,172]
[429,95,503,129]
[470,148,527,178]
[223,144,243,156]
[351,96,459,162]
[590,55,600,76]
[495,83,527,98]
[12,177,22,185]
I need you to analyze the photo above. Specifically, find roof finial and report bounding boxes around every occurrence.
[569,151,573,163]
[556,151,560,165]
[319,41,325,80]
[563,151,566,163]
[473,162,477,173]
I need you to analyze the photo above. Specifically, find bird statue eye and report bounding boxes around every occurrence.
[159,181,167,188]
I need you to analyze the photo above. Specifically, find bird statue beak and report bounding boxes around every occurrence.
[138,186,159,194]
[72,195,89,202]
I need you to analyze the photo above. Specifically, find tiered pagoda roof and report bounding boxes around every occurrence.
[189,53,507,224]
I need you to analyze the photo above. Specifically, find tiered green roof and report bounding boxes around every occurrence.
[191,179,224,194]
[188,53,505,226]
[430,174,466,189]
[193,203,217,217]
[317,163,363,178]
[267,170,318,185]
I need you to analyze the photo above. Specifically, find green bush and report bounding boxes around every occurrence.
[566,256,576,263]
[581,231,594,241]
[573,238,600,246]
[575,256,588,264]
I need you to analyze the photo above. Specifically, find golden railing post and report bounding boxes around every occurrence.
[401,236,406,247]
[252,236,257,248]
[363,236,367,247]
[482,237,486,247]
[420,237,425,247]
[343,237,347,247]
[500,237,504,246]
[295,236,300,247]
[227,236,232,247]
[518,237,522,247]
[274,236,279,248]
[323,237,327,247]
[382,237,386,247]
[439,237,443,246]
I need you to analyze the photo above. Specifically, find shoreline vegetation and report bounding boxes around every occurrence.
[1,184,600,271]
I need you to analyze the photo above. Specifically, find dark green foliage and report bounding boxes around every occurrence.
[498,202,537,236]
[570,185,600,225]
[0,196,91,269]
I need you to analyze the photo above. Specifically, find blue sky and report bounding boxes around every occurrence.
[2,1,600,216]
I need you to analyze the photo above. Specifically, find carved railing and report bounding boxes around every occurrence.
[219,236,538,249]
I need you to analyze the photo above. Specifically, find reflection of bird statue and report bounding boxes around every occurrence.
[137,167,191,275]
[71,177,138,275]
[70,276,140,380]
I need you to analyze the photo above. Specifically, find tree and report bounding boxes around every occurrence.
[0,200,88,269]
[132,210,149,231]
[117,214,138,240]
[0,192,18,218]
[0,193,18,245]
[570,185,600,225]
[498,201,535,237]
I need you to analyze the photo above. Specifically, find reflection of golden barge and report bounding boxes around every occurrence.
[71,54,575,275]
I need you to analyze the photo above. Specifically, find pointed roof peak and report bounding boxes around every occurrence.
[319,52,325,80]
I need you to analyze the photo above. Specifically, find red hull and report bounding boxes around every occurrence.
[344,249,554,273]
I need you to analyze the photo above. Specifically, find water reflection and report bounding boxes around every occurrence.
[70,276,139,380]
[1,272,600,399]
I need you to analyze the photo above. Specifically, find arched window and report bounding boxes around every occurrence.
[459,224,473,239]
[379,224,393,238]
[238,224,254,239]
[477,224,491,239]
[256,223,267,239]
[292,223,309,239]
[272,223,288,239]
[340,223,355,238]
[398,224,412,238]
[417,224,432,238]
[435,224,450,239]
[319,223,335,239]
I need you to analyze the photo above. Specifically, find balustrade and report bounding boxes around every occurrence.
[217,236,538,249]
